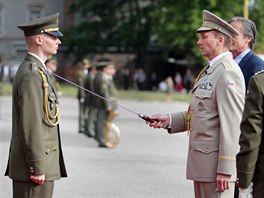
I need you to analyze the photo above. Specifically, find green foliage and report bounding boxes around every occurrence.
[62,0,264,66]
[63,0,156,64]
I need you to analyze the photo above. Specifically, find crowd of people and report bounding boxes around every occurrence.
[2,9,264,198]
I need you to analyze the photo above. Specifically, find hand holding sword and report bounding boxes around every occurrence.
[139,114,169,129]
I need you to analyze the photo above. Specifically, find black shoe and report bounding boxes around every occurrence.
[98,144,107,148]
[84,132,93,137]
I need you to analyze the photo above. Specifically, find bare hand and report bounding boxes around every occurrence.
[216,173,231,192]
[30,174,45,185]
[146,114,170,129]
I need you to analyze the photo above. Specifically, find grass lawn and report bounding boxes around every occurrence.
[0,82,191,102]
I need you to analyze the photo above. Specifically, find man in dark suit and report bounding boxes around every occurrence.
[228,17,264,90]
[236,70,264,198]
[5,13,67,198]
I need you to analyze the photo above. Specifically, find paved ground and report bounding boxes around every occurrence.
[0,95,194,198]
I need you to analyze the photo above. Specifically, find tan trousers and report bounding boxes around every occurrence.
[12,180,54,198]
[194,181,235,198]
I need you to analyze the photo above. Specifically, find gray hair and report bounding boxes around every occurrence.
[228,16,257,49]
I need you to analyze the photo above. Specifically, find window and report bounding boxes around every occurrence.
[28,4,43,21]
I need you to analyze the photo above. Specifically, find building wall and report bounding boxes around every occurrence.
[0,0,65,62]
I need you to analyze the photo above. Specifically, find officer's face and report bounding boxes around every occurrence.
[41,33,62,56]
[197,31,220,60]
[229,21,251,58]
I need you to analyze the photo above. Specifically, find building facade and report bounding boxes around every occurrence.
[0,0,70,62]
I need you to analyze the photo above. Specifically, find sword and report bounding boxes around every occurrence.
[51,72,158,123]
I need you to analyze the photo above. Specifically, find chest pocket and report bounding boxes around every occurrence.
[193,89,213,116]
[195,88,213,99]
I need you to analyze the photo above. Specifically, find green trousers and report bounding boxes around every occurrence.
[12,180,54,198]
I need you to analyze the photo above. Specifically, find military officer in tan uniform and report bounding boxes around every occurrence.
[5,13,67,198]
[236,70,264,198]
[146,10,245,198]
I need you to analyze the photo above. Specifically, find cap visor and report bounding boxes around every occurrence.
[196,26,213,33]
[46,31,63,37]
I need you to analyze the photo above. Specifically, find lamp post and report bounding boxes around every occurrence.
[244,0,249,18]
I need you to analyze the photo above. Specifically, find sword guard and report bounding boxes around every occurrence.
[138,114,158,123]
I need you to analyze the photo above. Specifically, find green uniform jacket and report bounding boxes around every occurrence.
[94,71,117,110]
[237,71,264,198]
[5,54,67,181]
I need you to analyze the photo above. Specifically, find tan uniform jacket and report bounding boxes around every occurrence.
[170,52,245,182]
[237,71,264,198]
[5,54,67,181]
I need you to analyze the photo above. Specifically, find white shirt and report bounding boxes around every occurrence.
[234,49,250,64]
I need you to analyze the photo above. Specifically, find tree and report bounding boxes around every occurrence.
[63,0,156,66]
[153,0,243,65]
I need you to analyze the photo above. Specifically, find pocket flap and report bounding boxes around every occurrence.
[195,89,213,99]
[193,141,219,154]
[45,146,57,154]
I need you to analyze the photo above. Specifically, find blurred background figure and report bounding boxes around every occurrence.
[133,68,146,90]
[121,67,130,90]
[45,56,61,96]
[76,58,90,133]
[165,76,174,102]
[183,68,194,93]
[174,72,183,93]
[94,60,118,148]
[83,63,97,138]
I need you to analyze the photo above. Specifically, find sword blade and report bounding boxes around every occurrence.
[51,72,140,116]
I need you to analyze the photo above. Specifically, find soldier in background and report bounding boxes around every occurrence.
[83,63,97,137]
[45,56,61,96]
[76,58,90,133]
[236,70,264,198]
[94,60,118,148]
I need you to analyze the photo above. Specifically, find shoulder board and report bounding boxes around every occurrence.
[254,70,264,76]
[222,60,232,70]
[29,62,39,73]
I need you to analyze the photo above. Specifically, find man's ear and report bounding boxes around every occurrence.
[34,35,43,45]
[218,35,224,44]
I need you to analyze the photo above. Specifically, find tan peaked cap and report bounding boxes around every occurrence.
[18,13,63,37]
[196,10,239,37]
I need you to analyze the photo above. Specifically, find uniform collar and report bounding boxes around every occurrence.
[27,52,46,69]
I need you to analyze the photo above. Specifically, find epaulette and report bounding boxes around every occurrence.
[30,62,39,73]
[254,70,264,76]
[222,60,232,70]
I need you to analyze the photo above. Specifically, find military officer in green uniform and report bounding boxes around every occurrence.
[94,60,118,147]
[236,70,264,198]
[83,63,97,137]
[5,13,67,198]
[77,58,90,133]
[145,10,245,198]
